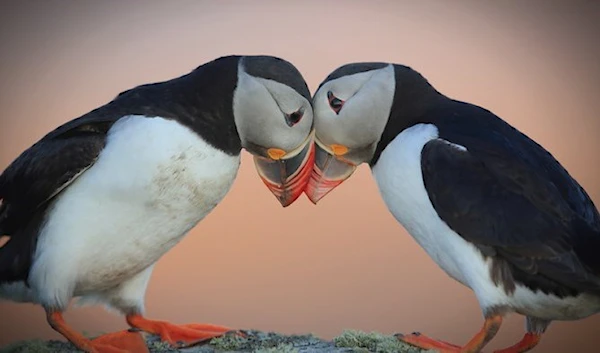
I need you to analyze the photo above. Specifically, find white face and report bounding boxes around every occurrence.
[233,64,313,155]
[312,64,395,164]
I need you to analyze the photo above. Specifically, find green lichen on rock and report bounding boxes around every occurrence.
[253,343,298,353]
[208,330,321,352]
[333,330,426,353]
[0,329,430,353]
[0,339,71,353]
[209,333,248,351]
[147,339,178,353]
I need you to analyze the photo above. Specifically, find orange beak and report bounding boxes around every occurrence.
[304,138,357,204]
[253,131,316,207]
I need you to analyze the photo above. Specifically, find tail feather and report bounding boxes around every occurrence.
[0,234,37,284]
[572,217,600,287]
[0,281,35,303]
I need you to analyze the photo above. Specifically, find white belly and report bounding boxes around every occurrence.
[371,123,600,320]
[372,124,480,288]
[28,115,240,306]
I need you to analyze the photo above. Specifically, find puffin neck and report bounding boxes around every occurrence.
[113,56,243,156]
[369,66,444,167]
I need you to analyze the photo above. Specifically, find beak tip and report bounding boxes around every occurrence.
[278,196,296,208]
[303,184,326,205]
[305,191,325,205]
[263,184,304,208]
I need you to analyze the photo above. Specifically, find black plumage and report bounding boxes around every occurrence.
[315,62,388,93]
[310,61,600,352]
[243,56,311,102]
[0,55,245,284]
[420,102,600,298]
[371,64,600,298]
[0,130,107,283]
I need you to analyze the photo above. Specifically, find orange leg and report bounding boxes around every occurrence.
[396,315,503,353]
[47,310,149,353]
[494,333,542,353]
[126,313,236,348]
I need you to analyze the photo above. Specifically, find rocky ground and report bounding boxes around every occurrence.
[0,330,434,353]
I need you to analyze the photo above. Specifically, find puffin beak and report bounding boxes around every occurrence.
[253,130,316,207]
[304,137,357,204]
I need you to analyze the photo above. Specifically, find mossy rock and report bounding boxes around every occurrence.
[0,329,428,353]
[333,330,432,353]
[0,339,74,353]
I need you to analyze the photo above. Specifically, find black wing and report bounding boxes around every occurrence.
[0,111,119,283]
[0,63,228,283]
[421,102,600,297]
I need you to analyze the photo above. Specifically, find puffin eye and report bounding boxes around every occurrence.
[327,91,344,115]
[285,108,304,127]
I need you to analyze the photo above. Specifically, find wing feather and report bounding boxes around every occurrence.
[420,104,600,295]
[0,115,117,283]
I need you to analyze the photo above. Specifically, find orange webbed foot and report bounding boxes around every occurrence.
[396,332,462,352]
[47,310,149,353]
[396,315,503,353]
[89,330,149,353]
[493,333,542,353]
[127,314,239,347]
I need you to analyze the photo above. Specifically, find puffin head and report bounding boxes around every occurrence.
[233,55,315,207]
[305,62,443,204]
[304,62,396,203]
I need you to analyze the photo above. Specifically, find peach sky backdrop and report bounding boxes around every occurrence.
[0,1,599,352]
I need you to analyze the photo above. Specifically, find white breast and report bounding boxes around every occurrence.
[371,124,484,288]
[371,123,600,320]
[28,115,240,308]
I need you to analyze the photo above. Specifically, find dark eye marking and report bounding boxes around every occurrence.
[327,91,345,115]
[285,108,304,127]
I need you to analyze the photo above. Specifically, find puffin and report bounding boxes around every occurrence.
[0,55,315,353]
[305,62,600,353]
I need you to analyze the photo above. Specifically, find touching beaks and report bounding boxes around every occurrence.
[254,131,316,207]
[304,137,357,204]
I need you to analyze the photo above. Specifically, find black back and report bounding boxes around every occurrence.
[315,62,389,97]
[100,55,243,155]
[373,65,600,297]
[242,56,311,102]
[0,55,246,283]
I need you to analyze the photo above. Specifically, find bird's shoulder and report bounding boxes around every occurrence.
[0,99,131,235]
[419,100,600,295]
[431,100,599,227]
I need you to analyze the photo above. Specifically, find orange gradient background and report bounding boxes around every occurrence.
[1,1,599,352]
